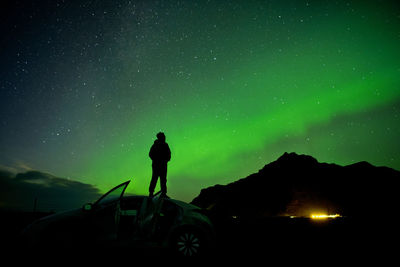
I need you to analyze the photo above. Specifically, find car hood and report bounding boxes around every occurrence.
[36,208,83,223]
[23,208,84,236]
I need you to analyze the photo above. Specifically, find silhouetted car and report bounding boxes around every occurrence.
[21,181,215,256]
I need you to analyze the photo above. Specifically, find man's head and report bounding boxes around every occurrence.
[156,132,166,142]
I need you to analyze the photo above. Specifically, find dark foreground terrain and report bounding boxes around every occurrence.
[1,210,395,264]
[216,215,397,261]
[2,153,397,263]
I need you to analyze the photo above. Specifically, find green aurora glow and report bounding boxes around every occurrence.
[1,1,400,203]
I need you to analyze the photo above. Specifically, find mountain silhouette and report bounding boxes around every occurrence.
[191,152,399,219]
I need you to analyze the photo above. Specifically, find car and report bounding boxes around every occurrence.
[21,180,216,257]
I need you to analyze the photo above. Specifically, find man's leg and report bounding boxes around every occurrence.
[160,165,167,196]
[149,166,159,197]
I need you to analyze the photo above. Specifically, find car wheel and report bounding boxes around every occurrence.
[172,228,205,257]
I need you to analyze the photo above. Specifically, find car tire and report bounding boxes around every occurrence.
[170,227,207,257]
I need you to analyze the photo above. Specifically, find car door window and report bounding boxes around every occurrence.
[95,181,130,207]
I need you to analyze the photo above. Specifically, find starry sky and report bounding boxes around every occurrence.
[1,0,400,205]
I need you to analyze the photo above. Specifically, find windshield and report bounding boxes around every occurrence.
[95,181,130,206]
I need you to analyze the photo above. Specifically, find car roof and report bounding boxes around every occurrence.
[167,198,201,211]
[123,195,200,211]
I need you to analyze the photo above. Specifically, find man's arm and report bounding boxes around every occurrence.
[149,144,155,160]
[166,144,171,162]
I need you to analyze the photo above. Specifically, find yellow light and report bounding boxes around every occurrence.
[310,214,341,219]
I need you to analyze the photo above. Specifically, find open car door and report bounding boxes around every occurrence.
[89,180,131,243]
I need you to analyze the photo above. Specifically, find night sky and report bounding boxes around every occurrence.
[1,0,400,207]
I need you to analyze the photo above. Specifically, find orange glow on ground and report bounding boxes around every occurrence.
[310,214,341,220]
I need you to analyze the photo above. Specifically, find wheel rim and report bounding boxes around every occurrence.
[176,232,200,256]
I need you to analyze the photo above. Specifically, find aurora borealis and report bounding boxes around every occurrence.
[1,0,400,206]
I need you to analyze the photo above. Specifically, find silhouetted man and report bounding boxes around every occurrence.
[149,132,171,197]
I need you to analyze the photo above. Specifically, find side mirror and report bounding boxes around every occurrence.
[83,203,92,211]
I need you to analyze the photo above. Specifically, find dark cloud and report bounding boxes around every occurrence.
[0,169,102,212]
